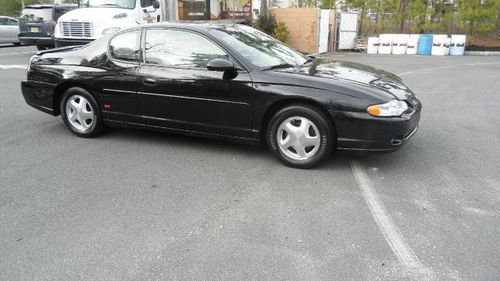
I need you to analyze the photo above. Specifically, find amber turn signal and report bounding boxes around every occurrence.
[367,105,381,116]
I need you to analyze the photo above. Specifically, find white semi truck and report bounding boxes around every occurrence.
[54,0,176,47]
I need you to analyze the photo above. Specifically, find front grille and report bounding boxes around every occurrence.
[60,21,92,38]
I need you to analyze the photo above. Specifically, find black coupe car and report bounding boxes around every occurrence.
[21,23,421,168]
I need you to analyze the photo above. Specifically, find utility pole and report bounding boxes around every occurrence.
[260,0,267,15]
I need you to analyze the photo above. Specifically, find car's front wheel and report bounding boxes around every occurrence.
[267,104,334,168]
[60,87,103,138]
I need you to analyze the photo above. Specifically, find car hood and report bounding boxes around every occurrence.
[274,58,414,100]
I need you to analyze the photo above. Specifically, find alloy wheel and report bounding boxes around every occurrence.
[65,95,95,133]
[276,116,321,161]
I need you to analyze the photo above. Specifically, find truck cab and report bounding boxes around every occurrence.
[54,0,162,47]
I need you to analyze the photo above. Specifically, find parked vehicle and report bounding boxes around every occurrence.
[18,4,78,50]
[54,0,162,47]
[21,23,421,168]
[0,16,21,46]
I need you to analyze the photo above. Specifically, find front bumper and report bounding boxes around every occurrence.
[333,98,422,152]
[54,38,93,47]
[18,34,54,46]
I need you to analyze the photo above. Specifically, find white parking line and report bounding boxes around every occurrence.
[398,61,500,76]
[350,161,435,279]
[0,65,27,69]
[397,65,453,76]
[0,51,35,57]
[465,61,500,66]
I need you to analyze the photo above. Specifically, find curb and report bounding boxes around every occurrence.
[465,51,500,56]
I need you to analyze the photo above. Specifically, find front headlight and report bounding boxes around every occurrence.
[27,55,39,73]
[101,27,120,35]
[367,100,408,117]
[113,13,128,19]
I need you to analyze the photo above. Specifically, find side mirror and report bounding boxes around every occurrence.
[153,0,160,9]
[207,58,235,72]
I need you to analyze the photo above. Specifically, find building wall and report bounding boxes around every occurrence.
[273,8,320,54]
[176,0,252,20]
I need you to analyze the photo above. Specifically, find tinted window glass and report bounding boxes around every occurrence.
[145,29,228,68]
[141,0,154,7]
[79,0,135,9]
[209,25,307,69]
[109,31,141,62]
[21,8,53,21]
[7,19,18,25]
[53,5,78,21]
[0,18,8,25]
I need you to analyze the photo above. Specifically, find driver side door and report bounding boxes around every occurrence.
[136,28,255,138]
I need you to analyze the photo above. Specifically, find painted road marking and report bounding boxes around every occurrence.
[398,65,453,76]
[350,161,435,279]
[0,65,27,69]
[465,61,500,66]
[0,51,35,57]
[398,61,500,76]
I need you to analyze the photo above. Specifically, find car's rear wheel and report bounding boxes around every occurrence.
[267,104,334,168]
[60,87,103,138]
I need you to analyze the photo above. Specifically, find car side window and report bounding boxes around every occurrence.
[0,18,7,25]
[7,19,18,25]
[145,29,228,68]
[141,0,154,7]
[109,30,141,62]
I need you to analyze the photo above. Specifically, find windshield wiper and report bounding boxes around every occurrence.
[262,63,295,71]
[304,55,316,63]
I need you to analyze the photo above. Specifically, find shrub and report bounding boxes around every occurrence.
[254,11,277,36]
[273,21,290,43]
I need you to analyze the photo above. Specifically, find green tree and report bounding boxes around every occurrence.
[456,0,498,37]
[0,0,43,17]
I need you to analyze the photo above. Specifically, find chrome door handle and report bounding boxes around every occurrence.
[142,77,158,85]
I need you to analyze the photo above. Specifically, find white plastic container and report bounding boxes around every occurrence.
[378,34,394,55]
[392,34,409,55]
[450,34,466,56]
[431,34,448,56]
[444,36,451,55]
[406,34,420,55]
[367,37,379,54]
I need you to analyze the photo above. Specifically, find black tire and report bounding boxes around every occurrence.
[36,45,46,51]
[267,104,334,169]
[60,87,103,138]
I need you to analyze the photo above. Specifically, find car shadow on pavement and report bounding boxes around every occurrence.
[100,126,416,172]
[102,126,267,156]
[0,44,24,49]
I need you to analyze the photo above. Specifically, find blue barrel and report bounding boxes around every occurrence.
[417,34,433,55]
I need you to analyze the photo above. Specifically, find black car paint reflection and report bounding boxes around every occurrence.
[21,23,421,152]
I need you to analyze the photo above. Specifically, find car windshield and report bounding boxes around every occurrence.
[79,0,135,9]
[209,25,308,70]
[20,8,53,22]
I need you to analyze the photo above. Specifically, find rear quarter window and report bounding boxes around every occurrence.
[109,30,141,62]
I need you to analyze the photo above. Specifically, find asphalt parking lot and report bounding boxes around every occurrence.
[0,44,499,281]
